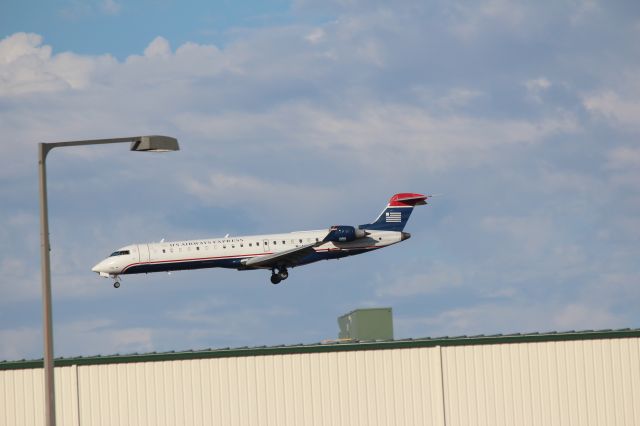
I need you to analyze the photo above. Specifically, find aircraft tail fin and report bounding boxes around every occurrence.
[359,193,428,231]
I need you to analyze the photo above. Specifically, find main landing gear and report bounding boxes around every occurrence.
[270,267,289,285]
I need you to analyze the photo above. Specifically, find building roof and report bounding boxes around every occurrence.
[2,328,639,371]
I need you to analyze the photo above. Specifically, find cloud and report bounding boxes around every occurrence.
[481,214,554,256]
[606,146,640,171]
[395,299,629,339]
[525,77,552,103]
[0,32,115,96]
[2,0,640,360]
[53,319,154,356]
[305,28,326,44]
[144,36,171,58]
[181,172,337,226]
[604,146,640,193]
[376,263,464,297]
[100,0,121,15]
[583,90,640,130]
[59,0,121,19]
[175,101,578,176]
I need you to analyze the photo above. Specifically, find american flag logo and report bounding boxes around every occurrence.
[386,211,402,223]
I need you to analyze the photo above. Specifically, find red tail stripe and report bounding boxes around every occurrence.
[388,193,427,207]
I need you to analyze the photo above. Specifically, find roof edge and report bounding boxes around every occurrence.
[2,328,639,371]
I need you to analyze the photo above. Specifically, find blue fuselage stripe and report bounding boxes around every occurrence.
[122,248,377,274]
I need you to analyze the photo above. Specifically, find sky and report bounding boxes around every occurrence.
[1,0,639,361]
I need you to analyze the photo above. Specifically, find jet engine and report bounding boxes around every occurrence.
[323,225,369,243]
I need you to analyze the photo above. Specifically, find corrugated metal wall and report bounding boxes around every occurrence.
[441,338,640,426]
[2,337,639,426]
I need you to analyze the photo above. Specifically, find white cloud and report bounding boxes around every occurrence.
[376,264,463,297]
[481,214,554,256]
[553,303,621,330]
[1,0,640,359]
[450,1,531,40]
[525,77,552,103]
[175,102,578,174]
[182,172,337,225]
[606,146,640,171]
[305,28,326,44]
[584,90,640,130]
[396,298,629,339]
[55,319,154,356]
[100,0,121,15]
[605,146,640,193]
[538,168,604,195]
[0,32,115,96]
[144,36,172,58]
[59,0,121,18]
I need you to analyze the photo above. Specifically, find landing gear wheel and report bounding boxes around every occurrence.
[113,281,120,289]
[270,274,282,285]
[278,269,289,280]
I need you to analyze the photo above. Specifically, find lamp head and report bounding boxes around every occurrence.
[130,135,179,152]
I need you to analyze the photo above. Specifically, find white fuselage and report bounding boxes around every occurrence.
[92,229,406,278]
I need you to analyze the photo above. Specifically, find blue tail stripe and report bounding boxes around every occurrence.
[360,207,414,231]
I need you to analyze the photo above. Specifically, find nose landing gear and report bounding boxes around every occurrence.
[270,267,289,285]
[112,275,121,289]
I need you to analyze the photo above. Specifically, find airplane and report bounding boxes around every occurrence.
[91,193,429,287]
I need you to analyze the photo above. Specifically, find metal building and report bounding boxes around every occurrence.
[1,328,639,426]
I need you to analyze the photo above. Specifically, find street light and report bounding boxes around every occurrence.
[38,135,179,426]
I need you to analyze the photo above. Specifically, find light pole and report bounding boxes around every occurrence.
[38,135,179,426]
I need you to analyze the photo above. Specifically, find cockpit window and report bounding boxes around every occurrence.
[109,250,130,257]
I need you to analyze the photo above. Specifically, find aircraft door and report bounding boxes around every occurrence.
[138,244,150,262]
[263,239,270,252]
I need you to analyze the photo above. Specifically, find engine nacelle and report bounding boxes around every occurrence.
[323,225,368,243]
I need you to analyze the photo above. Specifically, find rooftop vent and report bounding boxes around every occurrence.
[338,307,393,341]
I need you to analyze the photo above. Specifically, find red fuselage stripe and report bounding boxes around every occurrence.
[121,246,380,272]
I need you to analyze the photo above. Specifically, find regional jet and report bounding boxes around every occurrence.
[92,193,429,287]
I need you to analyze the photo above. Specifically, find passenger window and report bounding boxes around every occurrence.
[273,241,277,245]
[197,247,200,251]
[315,238,319,242]
[299,239,302,243]
[223,246,226,249]
[256,242,260,246]
[240,244,243,247]
[249,243,252,247]
[282,240,286,244]
[162,249,165,253]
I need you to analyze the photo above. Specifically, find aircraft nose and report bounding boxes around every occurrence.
[91,261,105,273]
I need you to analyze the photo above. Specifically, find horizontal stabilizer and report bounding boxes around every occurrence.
[388,193,429,207]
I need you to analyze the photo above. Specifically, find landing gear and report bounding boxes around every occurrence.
[270,267,289,285]
[112,275,121,289]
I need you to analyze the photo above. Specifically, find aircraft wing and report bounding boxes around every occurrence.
[241,242,320,269]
